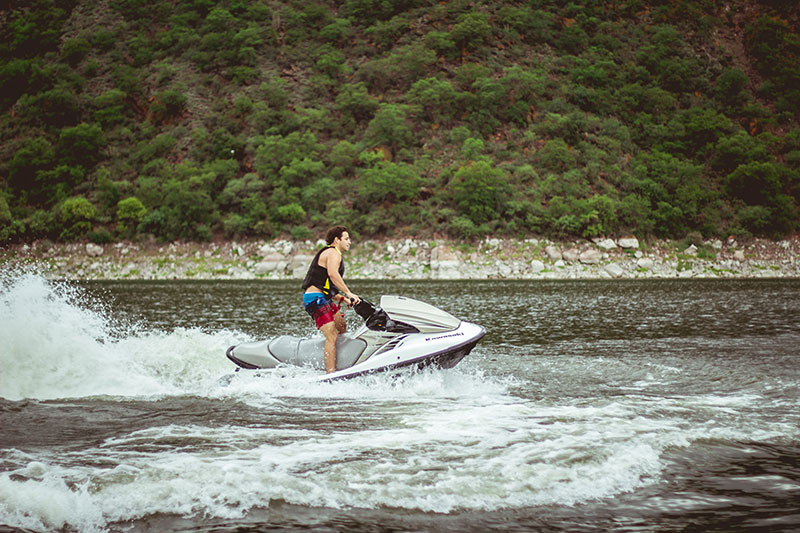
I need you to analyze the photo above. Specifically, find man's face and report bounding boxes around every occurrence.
[338,231,351,251]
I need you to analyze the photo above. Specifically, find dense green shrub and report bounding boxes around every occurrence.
[1,0,75,59]
[356,43,436,92]
[150,89,187,123]
[725,161,783,206]
[712,130,769,173]
[677,108,733,155]
[363,104,413,153]
[366,13,412,50]
[497,7,556,45]
[16,87,81,127]
[116,196,146,236]
[320,18,353,44]
[449,12,491,51]
[254,132,323,178]
[276,202,306,224]
[8,137,56,195]
[116,196,146,222]
[449,161,508,225]
[406,77,465,124]
[279,158,325,188]
[301,177,338,212]
[425,31,456,58]
[94,89,129,126]
[59,196,96,240]
[357,162,421,204]
[335,82,379,124]
[134,133,177,163]
[461,137,485,161]
[342,0,420,25]
[536,139,577,172]
[61,36,91,66]
[558,24,589,55]
[57,123,106,168]
[716,68,751,110]
[218,173,265,207]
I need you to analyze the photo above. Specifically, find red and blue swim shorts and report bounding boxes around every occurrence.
[302,293,340,329]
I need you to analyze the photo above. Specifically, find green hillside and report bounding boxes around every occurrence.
[1,0,798,244]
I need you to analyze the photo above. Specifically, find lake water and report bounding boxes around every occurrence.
[1,271,799,532]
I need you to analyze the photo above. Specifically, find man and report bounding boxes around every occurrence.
[301,226,361,373]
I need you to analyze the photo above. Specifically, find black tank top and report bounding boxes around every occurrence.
[301,245,345,297]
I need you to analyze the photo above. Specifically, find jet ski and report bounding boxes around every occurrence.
[225,295,485,382]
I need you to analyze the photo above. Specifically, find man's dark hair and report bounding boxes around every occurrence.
[326,226,348,245]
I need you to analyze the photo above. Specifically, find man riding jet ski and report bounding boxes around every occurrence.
[226,296,485,382]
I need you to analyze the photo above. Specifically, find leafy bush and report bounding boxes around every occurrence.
[301,177,338,212]
[60,196,96,240]
[366,13,412,49]
[449,215,479,239]
[61,36,91,66]
[335,82,379,124]
[25,209,56,239]
[497,7,556,45]
[363,104,413,153]
[746,15,800,113]
[94,89,129,126]
[356,43,436,92]
[88,228,112,244]
[678,108,733,155]
[16,87,81,127]
[461,137,485,160]
[536,139,577,172]
[150,89,187,123]
[222,213,249,237]
[449,161,508,225]
[276,203,306,224]
[139,177,216,240]
[425,31,456,58]
[406,77,465,124]
[58,123,106,168]
[712,130,769,173]
[450,12,491,50]
[357,162,421,204]
[218,173,265,207]
[279,158,325,188]
[290,225,313,240]
[259,77,290,108]
[134,133,177,163]
[716,68,751,109]
[8,137,56,195]
[725,161,782,206]
[117,196,147,224]
[342,0,419,25]
[254,132,322,177]
[557,24,589,55]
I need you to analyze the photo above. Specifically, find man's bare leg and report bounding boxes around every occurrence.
[320,313,347,373]
[320,322,339,373]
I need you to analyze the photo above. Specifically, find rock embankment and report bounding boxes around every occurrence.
[3,236,799,280]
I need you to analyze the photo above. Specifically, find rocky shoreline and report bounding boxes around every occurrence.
[2,236,799,281]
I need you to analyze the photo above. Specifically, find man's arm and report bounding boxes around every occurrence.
[324,250,359,304]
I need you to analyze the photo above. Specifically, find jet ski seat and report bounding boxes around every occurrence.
[268,334,367,371]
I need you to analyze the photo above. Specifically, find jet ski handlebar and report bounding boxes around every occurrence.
[352,298,419,334]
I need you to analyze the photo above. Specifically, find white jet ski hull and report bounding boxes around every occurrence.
[225,296,486,381]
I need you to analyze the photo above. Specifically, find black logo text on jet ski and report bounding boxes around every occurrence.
[425,332,465,342]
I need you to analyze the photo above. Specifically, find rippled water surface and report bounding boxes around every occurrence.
[1,273,799,532]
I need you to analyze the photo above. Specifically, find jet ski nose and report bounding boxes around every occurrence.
[226,344,259,369]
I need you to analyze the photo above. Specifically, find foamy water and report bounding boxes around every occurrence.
[1,271,799,532]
